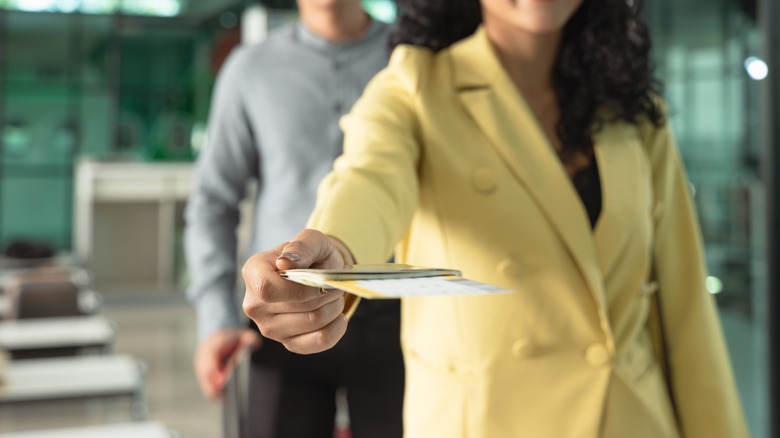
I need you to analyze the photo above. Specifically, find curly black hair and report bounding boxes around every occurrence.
[388,0,664,157]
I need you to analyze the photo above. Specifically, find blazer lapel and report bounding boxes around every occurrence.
[449,28,608,315]
[592,124,646,278]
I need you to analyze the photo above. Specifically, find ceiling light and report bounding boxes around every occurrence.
[744,56,769,81]
[706,276,723,295]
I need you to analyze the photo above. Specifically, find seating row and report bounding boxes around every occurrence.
[0,258,174,436]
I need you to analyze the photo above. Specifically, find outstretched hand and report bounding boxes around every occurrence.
[242,229,354,354]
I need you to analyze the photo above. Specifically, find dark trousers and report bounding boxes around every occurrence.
[247,299,404,438]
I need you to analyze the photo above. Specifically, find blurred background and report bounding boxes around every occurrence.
[0,0,775,436]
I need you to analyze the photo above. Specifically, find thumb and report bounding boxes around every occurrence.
[276,229,344,271]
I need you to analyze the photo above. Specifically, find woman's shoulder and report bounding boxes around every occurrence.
[621,94,680,169]
[388,44,436,68]
[635,94,671,143]
[348,44,451,122]
[377,44,447,94]
[599,94,670,144]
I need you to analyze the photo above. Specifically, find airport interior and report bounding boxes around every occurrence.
[0,0,778,437]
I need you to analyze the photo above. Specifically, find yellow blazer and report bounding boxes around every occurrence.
[308,27,748,438]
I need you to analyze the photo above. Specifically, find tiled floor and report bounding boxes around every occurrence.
[102,294,222,438]
[0,295,769,437]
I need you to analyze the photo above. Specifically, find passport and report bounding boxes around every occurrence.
[280,263,508,299]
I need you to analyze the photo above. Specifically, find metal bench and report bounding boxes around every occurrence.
[0,421,174,438]
[0,316,115,359]
[0,354,147,420]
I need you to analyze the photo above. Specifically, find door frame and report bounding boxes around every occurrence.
[761,0,779,434]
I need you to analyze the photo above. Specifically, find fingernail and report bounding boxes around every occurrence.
[278,252,300,262]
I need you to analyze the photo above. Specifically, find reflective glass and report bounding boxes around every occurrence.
[121,0,180,17]
[78,0,117,14]
[0,176,73,251]
[362,0,396,23]
[647,1,768,436]
[0,0,186,16]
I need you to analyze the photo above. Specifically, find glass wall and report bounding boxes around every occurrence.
[0,0,396,253]
[1,0,182,16]
[762,0,779,434]
[646,0,768,435]
[0,9,219,250]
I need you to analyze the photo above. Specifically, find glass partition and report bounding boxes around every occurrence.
[762,0,779,434]
[0,6,228,250]
[0,0,182,16]
[646,0,768,435]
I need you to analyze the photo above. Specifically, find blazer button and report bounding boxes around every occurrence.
[511,339,535,358]
[471,168,498,194]
[585,343,611,367]
[497,259,524,280]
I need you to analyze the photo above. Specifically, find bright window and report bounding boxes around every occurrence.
[362,0,396,23]
[0,0,181,16]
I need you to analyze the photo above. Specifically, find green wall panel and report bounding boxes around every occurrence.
[0,175,72,251]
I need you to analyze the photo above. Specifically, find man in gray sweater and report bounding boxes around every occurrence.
[185,1,403,436]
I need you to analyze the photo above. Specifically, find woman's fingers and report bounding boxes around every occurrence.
[241,229,351,354]
[263,289,345,315]
[275,229,346,271]
[279,313,349,355]
[259,294,346,342]
[242,250,322,303]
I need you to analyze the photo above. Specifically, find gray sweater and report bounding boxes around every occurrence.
[185,19,390,340]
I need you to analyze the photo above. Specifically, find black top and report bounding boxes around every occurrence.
[571,157,603,229]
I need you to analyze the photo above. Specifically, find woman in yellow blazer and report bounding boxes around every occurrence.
[242,0,748,436]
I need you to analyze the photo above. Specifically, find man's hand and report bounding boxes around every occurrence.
[242,229,354,355]
[194,328,262,400]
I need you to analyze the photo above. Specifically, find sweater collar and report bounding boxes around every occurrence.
[295,16,386,53]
